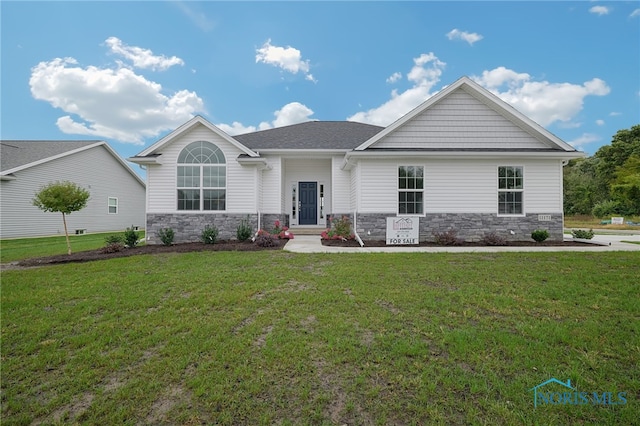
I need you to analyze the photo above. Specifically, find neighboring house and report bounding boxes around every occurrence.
[1,140,146,239]
[129,76,584,244]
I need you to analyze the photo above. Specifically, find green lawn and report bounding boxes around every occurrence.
[0,231,145,263]
[2,250,638,425]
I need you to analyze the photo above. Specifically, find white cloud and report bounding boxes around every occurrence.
[347,53,446,126]
[472,67,611,126]
[105,37,184,71]
[30,57,203,144]
[589,6,610,16]
[386,72,402,83]
[567,133,601,150]
[218,102,315,136]
[446,29,483,45]
[631,9,640,18]
[595,119,605,126]
[255,39,316,82]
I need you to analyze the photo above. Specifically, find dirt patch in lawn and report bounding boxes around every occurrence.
[6,240,286,269]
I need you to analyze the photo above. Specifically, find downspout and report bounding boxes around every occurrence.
[353,210,364,247]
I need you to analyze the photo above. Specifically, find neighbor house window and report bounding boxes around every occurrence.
[498,166,523,215]
[398,165,424,215]
[108,197,118,214]
[177,141,226,211]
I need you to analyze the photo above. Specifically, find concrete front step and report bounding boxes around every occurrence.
[291,227,325,236]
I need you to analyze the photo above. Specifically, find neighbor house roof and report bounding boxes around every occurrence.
[0,140,145,186]
[233,121,384,150]
[1,140,100,172]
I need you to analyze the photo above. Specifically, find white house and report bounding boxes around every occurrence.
[1,140,146,239]
[129,76,584,244]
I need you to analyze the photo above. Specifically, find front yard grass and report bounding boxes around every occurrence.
[0,231,145,263]
[2,251,638,424]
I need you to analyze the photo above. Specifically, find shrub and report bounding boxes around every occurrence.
[105,234,124,245]
[201,225,219,244]
[236,218,252,242]
[124,226,139,248]
[481,232,507,246]
[255,233,278,247]
[592,200,623,218]
[433,229,462,246]
[256,220,294,241]
[572,228,594,240]
[321,215,354,240]
[102,234,124,253]
[531,229,549,243]
[156,228,175,246]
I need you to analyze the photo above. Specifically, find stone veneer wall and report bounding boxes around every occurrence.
[353,213,564,242]
[146,213,289,244]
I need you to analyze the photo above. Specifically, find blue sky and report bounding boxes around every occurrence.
[2,1,639,169]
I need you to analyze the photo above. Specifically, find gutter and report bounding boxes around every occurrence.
[353,210,365,247]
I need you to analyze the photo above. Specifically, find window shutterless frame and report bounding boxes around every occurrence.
[398,165,424,216]
[497,165,524,216]
[108,197,118,214]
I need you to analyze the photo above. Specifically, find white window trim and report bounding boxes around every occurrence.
[108,197,118,214]
[397,164,425,217]
[497,165,525,217]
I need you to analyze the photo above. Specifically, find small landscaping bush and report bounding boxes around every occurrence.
[255,233,278,247]
[321,215,355,240]
[255,220,294,242]
[571,228,595,240]
[156,228,175,246]
[201,225,219,244]
[433,229,462,246]
[481,232,507,246]
[101,234,124,253]
[124,225,140,248]
[531,229,549,242]
[236,217,252,242]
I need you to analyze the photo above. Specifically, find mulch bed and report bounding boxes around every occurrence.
[12,240,286,268]
[321,239,595,247]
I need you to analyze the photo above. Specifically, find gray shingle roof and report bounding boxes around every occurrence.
[0,140,101,172]
[233,121,384,150]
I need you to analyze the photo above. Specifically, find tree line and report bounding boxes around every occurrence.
[563,124,640,217]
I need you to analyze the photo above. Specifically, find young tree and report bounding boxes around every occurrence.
[32,181,91,255]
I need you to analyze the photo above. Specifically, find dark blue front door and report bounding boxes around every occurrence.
[299,182,317,225]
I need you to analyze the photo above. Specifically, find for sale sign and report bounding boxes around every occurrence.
[386,217,419,245]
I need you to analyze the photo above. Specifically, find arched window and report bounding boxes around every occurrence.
[177,141,226,211]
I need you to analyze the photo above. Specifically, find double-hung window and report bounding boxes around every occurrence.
[177,141,226,211]
[498,166,523,215]
[398,165,424,215]
[108,197,118,214]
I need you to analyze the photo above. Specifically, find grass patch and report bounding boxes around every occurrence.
[2,251,639,424]
[1,232,145,263]
[621,240,640,245]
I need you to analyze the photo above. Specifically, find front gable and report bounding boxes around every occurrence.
[132,115,258,163]
[357,77,577,153]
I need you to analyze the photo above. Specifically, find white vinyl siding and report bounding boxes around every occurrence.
[260,157,281,213]
[0,145,145,238]
[146,124,257,213]
[357,158,563,214]
[372,89,552,150]
[331,155,351,212]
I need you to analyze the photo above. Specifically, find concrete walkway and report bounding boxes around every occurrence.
[284,232,640,253]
